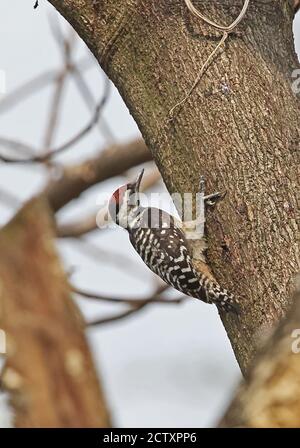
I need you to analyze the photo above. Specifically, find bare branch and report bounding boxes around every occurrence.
[71,65,115,143]
[85,283,186,327]
[42,27,77,157]
[48,11,72,54]
[0,137,36,158]
[0,77,110,164]
[87,297,186,327]
[47,74,110,157]
[0,72,56,114]
[73,284,177,306]
[67,236,138,275]
[57,213,99,238]
[45,138,151,212]
[0,58,92,115]
[87,303,148,326]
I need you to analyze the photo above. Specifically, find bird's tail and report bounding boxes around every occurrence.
[195,274,240,314]
[207,281,240,314]
[187,265,240,314]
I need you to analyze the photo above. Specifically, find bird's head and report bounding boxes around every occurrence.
[108,169,144,228]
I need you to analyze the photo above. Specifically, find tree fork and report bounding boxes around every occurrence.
[47,0,300,373]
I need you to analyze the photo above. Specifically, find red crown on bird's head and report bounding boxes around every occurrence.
[108,169,144,225]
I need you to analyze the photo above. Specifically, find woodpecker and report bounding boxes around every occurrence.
[108,170,239,314]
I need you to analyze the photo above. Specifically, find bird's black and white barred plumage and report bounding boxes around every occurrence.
[108,170,239,314]
[128,207,238,313]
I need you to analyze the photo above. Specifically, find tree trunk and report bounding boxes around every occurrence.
[47,0,300,373]
[0,198,111,427]
[220,281,300,427]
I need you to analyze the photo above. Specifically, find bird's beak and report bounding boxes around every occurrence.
[134,169,144,192]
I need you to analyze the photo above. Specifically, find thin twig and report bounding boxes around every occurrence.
[0,71,57,114]
[48,74,110,159]
[42,69,69,156]
[72,284,176,306]
[57,212,101,238]
[87,296,186,327]
[42,27,77,165]
[87,303,148,326]
[72,66,115,143]
[0,137,36,157]
[86,284,186,327]
[0,58,92,115]
[0,77,110,164]
[48,12,71,54]
[68,236,140,277]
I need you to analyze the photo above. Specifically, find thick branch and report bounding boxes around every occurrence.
[0,198,111,427]
[47,0,300,373]
[45,138,150,212]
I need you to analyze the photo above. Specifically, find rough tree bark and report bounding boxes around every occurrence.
[220,280,300,427]
[47,0,300,373]
[0,198,111,427]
